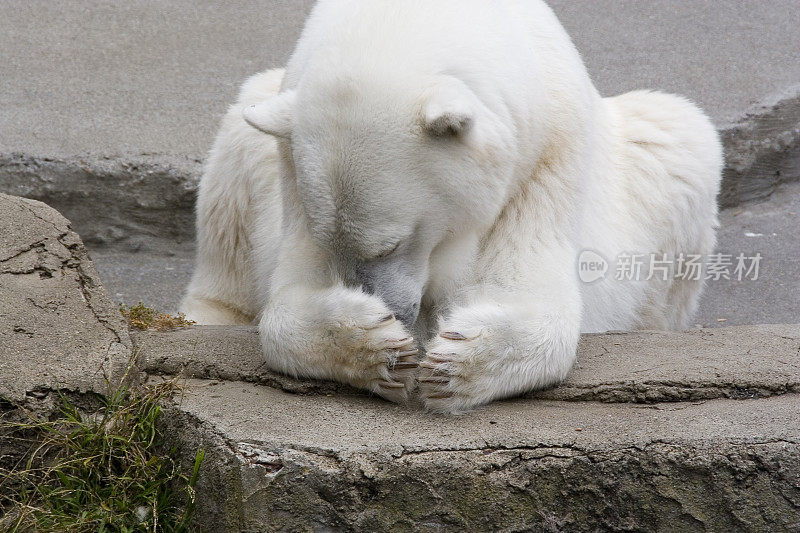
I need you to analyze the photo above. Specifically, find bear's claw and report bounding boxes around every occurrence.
[426,352,455,363]
[418,376,449,384]
[366,314,396,329]
[440,331,468,341]
[426,392,455,399]
[383,337,414,349]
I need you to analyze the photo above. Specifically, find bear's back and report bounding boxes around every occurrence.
[288,0,561,80]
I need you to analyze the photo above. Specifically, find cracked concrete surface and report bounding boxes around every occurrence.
[138,323,800,530]
[160,380,800,531]
[0,193,132,403]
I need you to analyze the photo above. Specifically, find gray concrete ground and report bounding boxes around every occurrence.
[91,247,194,314]
[2,0,798,161]
[697,180,800,327]
[0,0,314,161]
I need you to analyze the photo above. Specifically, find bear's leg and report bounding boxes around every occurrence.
[180,178,261,325]
[257,232,419,403]
[180,168,262,325]
[180,69,287,325]
[181,185,263,325]
[419,242,582,414]
[180,293,254,325]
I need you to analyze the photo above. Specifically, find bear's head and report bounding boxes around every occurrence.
[244,73,517,327]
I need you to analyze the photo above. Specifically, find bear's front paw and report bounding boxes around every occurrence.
[418,328,498,414]
[419,304,579,413]
[419,303,525,413]
[327,309,419,404]
[262,289,421,404]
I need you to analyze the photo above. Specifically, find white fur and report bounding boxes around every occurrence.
[181,0,722,413]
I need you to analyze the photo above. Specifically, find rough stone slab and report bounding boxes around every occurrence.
[136,326,353,396]
[143,323,800,529]
[0,194,132,403]
[161,380,800,531]
[536,325,800,402]
[0,154,198,255]
[135,324,800,403]
[718,86,800,207]
[170,379,800,460]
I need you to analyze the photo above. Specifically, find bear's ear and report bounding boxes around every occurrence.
[243,90,296,138]
[422,79,476,137]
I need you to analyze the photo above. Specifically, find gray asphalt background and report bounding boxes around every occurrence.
[2,1,800,159]
[1,1,798,327]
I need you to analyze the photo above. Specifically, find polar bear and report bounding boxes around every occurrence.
[181,0,722,413]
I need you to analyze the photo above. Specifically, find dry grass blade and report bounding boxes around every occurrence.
[119,302,196,332]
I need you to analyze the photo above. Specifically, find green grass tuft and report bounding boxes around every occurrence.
[0,372,204,532]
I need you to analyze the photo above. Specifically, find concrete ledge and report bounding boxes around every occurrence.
[159,381,800,531]
[0,154,199,255]
[719,85,800,207]
[139,324,800,530]
[135,324,800,403]
[537,325,800,402]
[136,326,356,396]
